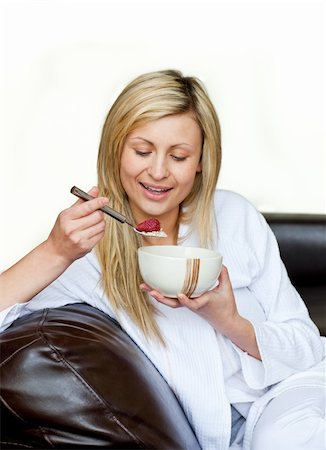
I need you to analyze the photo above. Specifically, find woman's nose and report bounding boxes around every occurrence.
[147,156,169,180]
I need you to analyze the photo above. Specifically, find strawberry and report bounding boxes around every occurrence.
[136,218,161,232]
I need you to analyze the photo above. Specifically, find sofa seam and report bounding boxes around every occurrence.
[0,337,41,367]
[0,442,33,448]
[1,397,55,448]
[38,311,146,448]
[0,309,49,369]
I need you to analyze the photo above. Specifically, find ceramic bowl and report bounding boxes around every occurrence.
[138,245,223,298]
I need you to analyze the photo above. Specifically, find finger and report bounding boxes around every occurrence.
[88,186,99,197]
[78,218,106,241]
[67,196,109,220]
[141,287,165,301]
[67,221,106,253]
[140,283,152,291]
[140,285,181,308]
[152,295,181,308]
[142,287,166,300]
[68,209,106,233]
[71,186,99,206]
[72,230,106,257]
[84,228,106,249]
[177,293,191,305]
[217,265,229,286]
[177,293,200,309]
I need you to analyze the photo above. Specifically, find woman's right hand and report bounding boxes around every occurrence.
[45,186,109,264]
[0,187,109,311]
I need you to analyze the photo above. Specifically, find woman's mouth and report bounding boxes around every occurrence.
[140,182,172,199]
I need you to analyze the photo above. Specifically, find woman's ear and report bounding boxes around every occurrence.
[196,162,202,173]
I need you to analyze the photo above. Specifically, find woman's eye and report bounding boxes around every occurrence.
[135,150,151,157]
[172,155,187,162]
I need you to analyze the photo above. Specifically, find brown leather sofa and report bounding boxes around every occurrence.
[1,213,325,449]
[0,304,201,449]
[264,213,326,335]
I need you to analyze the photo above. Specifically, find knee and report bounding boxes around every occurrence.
[251,409,326,450]
[251,386,326,450]
[251,418,286,450]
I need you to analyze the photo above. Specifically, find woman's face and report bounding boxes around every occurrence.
[120,112,202,228]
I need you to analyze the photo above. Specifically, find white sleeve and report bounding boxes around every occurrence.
[232,205,324,390]
[0,252,100,333]
[0,283,82,333]
[0,303,29,332]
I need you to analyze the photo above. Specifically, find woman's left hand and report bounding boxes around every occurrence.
[141,265,261,359]
[140,265,238,334]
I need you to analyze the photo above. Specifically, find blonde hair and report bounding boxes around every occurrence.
[96,69,222,343]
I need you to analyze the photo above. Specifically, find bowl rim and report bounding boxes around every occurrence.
[138,245,222,260]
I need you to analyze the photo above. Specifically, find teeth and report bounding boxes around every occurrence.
[144,185,168,192]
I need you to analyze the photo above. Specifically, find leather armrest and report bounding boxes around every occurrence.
[0,303,200,449]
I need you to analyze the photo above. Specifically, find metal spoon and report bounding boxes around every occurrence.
[70,186,167,238]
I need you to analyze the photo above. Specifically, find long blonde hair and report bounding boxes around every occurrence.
[96,69,222,343]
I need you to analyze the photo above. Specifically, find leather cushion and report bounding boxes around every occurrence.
[0,303,201,449]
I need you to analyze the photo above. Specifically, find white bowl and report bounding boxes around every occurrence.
[138,246,223,298]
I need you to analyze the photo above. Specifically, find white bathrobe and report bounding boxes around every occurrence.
[1,190,324,450]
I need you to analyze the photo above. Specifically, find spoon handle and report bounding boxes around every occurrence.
[70,186,129,224]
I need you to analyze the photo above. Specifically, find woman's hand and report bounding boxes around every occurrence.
[141,266,237,328]
[45,186,109,264]
[0,187,109,311]
[141,265,261,359]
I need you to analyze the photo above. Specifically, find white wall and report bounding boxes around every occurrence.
[0,0,325,269]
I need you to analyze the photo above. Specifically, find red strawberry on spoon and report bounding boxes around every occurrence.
[136,218,161,233]
[135,218,167,237]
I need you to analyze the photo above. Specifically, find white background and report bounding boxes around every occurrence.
[0,0,325,269]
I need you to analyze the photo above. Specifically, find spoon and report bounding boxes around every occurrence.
[70,186,167,238]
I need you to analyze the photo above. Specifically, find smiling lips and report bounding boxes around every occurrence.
[140,182,172,197]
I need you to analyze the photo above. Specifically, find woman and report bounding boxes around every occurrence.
[0,70,325,450]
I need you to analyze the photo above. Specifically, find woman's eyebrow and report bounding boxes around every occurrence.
[171,143,194,150]
[129,136,153,145]
[130,137,194,150]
